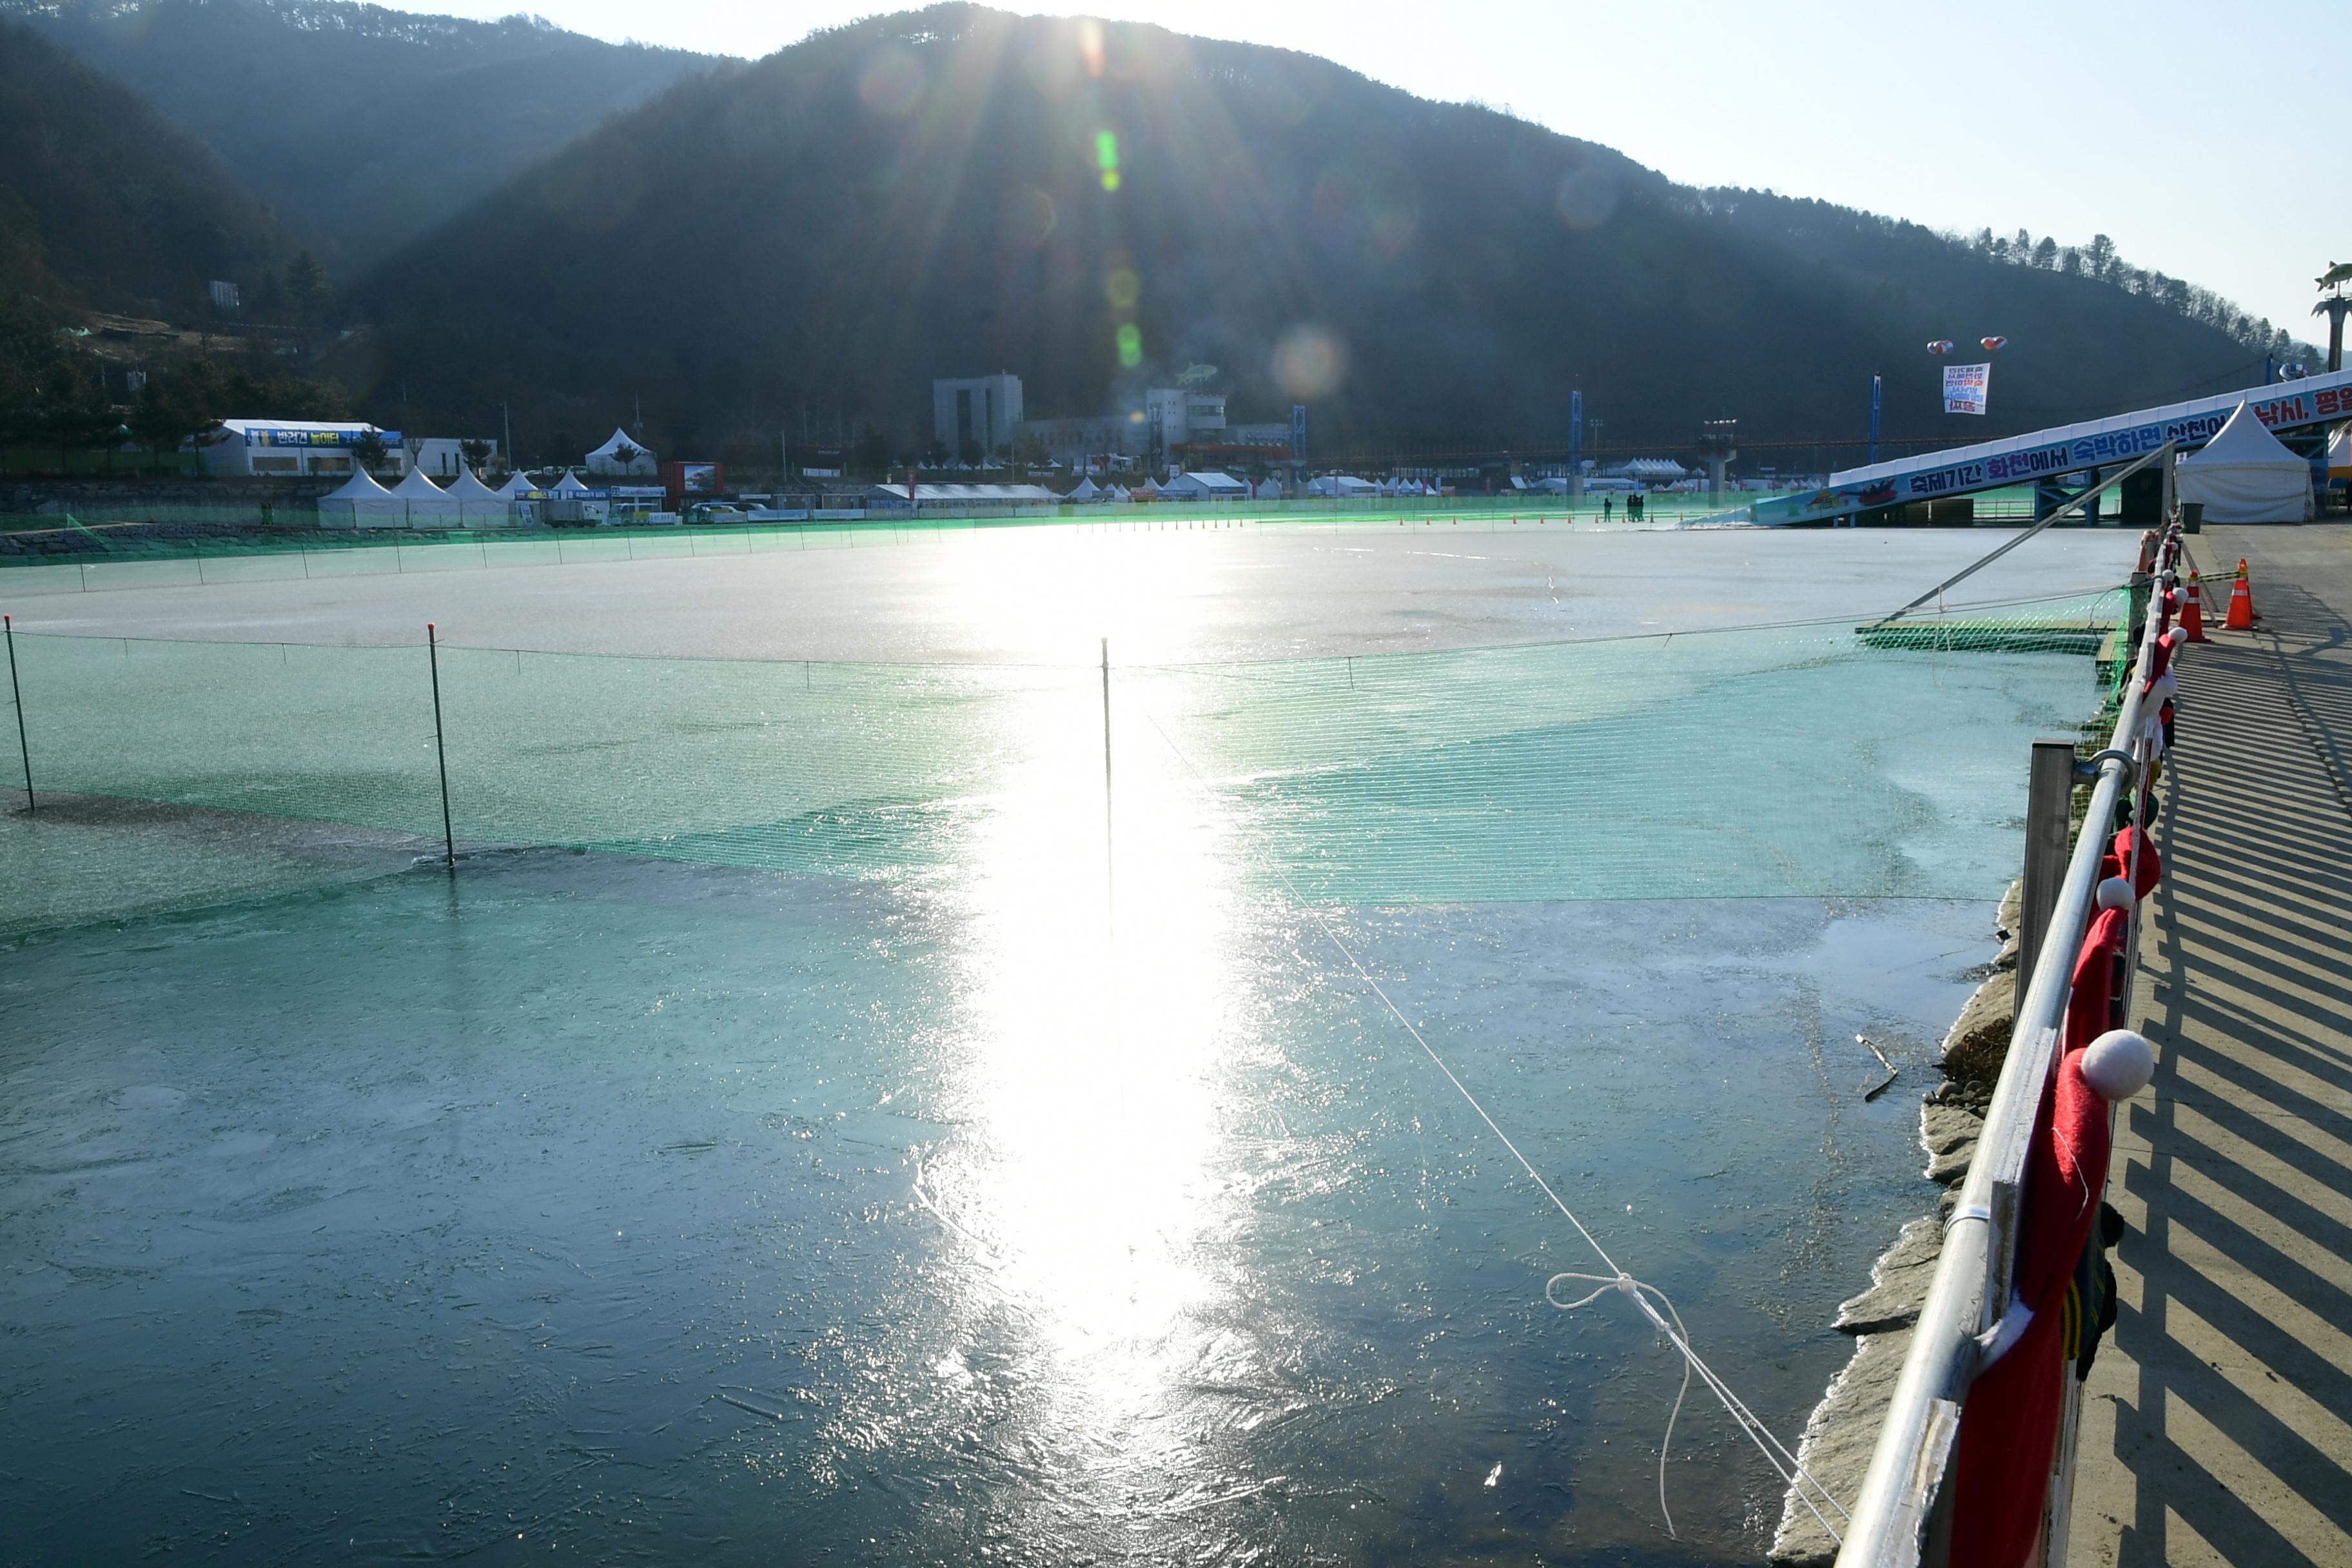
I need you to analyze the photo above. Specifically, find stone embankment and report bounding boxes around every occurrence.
[1769,879,2023,1566]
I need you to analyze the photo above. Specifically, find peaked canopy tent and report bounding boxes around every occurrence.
[2175,402,2313,523]
[1612,458,1689,482]
[315,467,404,529]
[1064,476,1104,502]
[585,428,658,476]
[545,469,597,498]
[1160,471,1248,501]
[389,467,460,524]
[441,468,516,526]
[495,470,544,498]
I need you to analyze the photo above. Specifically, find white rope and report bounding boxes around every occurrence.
[1130,700,1848,1546]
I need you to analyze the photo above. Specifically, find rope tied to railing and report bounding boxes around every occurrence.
[1130,697,1850,1548]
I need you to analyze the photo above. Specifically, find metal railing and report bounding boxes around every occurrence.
[1834,512,2179,1565]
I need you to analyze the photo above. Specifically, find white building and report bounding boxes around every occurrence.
[405,436,500,480]
[933,374,1024,463]
[1143,387,1227,449]
[199,418,397,478]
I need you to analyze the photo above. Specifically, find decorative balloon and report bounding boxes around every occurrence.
[1926,340,1955,355]
[2280,361,2310,379]
[1979,336,2008,352]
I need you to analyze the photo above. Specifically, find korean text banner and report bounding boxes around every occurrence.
[1944,364,1991,416]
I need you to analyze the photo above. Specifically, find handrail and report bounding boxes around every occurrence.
[1834,520,2178,1566]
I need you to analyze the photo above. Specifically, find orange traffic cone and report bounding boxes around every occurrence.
[2181,573,2210,642]
[2224,562,2255,631]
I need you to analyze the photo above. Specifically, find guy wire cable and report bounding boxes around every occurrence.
[1128,696,1848,1546]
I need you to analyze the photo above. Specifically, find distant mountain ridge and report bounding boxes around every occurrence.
[0,16,293,317]
[3,0,721,270]
[351,4,2303,466]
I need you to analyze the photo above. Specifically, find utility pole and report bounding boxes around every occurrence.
[1567,389,1583,500]
[1868,374,1882,466]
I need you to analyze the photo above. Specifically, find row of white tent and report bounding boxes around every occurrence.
[1302,475,1440,498]
[1065,474,1438,501]
[317,466,603,525]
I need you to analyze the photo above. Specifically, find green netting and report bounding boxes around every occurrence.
[1,588,2121,908]
[0,505,1772,597]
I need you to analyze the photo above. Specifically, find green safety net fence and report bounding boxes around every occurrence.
[1,587,2122,918]
[0,509,1759,596]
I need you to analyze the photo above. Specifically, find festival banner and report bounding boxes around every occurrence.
[1943,363,1991,416]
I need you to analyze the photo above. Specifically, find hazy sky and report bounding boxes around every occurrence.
[409,0,2336,342]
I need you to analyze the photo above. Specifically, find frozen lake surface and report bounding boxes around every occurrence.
[7,858,1994,1563]
[10,518,2137,662]
[0,523,2139,1560]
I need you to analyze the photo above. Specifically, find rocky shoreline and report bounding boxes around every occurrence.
[1768,879,2024,1566]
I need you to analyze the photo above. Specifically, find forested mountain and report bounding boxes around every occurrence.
[0,17,293,317]
[350,5,2303,467]
[4,0,719,271]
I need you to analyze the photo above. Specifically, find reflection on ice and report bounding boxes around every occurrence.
[0,607,2112,1562]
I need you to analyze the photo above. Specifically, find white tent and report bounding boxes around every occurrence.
[495,470,543,498]
[585,428,658,476]
[1105,484,1132,502]
[1306,475,1377,498]
[1613,458,1688,482]
[316,466,404,529]
[1161,471,1248,501]
[389,466,460,524]
[546,469,596,498]
[442,467,518,527]
[2177,402,2313,523]
[1065,476,1103,502]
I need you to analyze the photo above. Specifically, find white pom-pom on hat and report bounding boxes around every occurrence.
[2096,876,2136,910]
[2081,1029,2155,1102]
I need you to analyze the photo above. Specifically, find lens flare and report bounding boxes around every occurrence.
[1104,269,1142,310]
[1554,162,1620,230]
[1002,187,1057,250]
[1116,323,1143,369]
[1096,129,1121,191]
[1273,325,1346,399]
[858,47,926,119]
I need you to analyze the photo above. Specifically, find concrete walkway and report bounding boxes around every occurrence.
[2068,524,2352,1565]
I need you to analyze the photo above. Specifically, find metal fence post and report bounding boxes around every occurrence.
[427,623,455,872]
[5,613,31,811]
[2017,740,2078,982]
